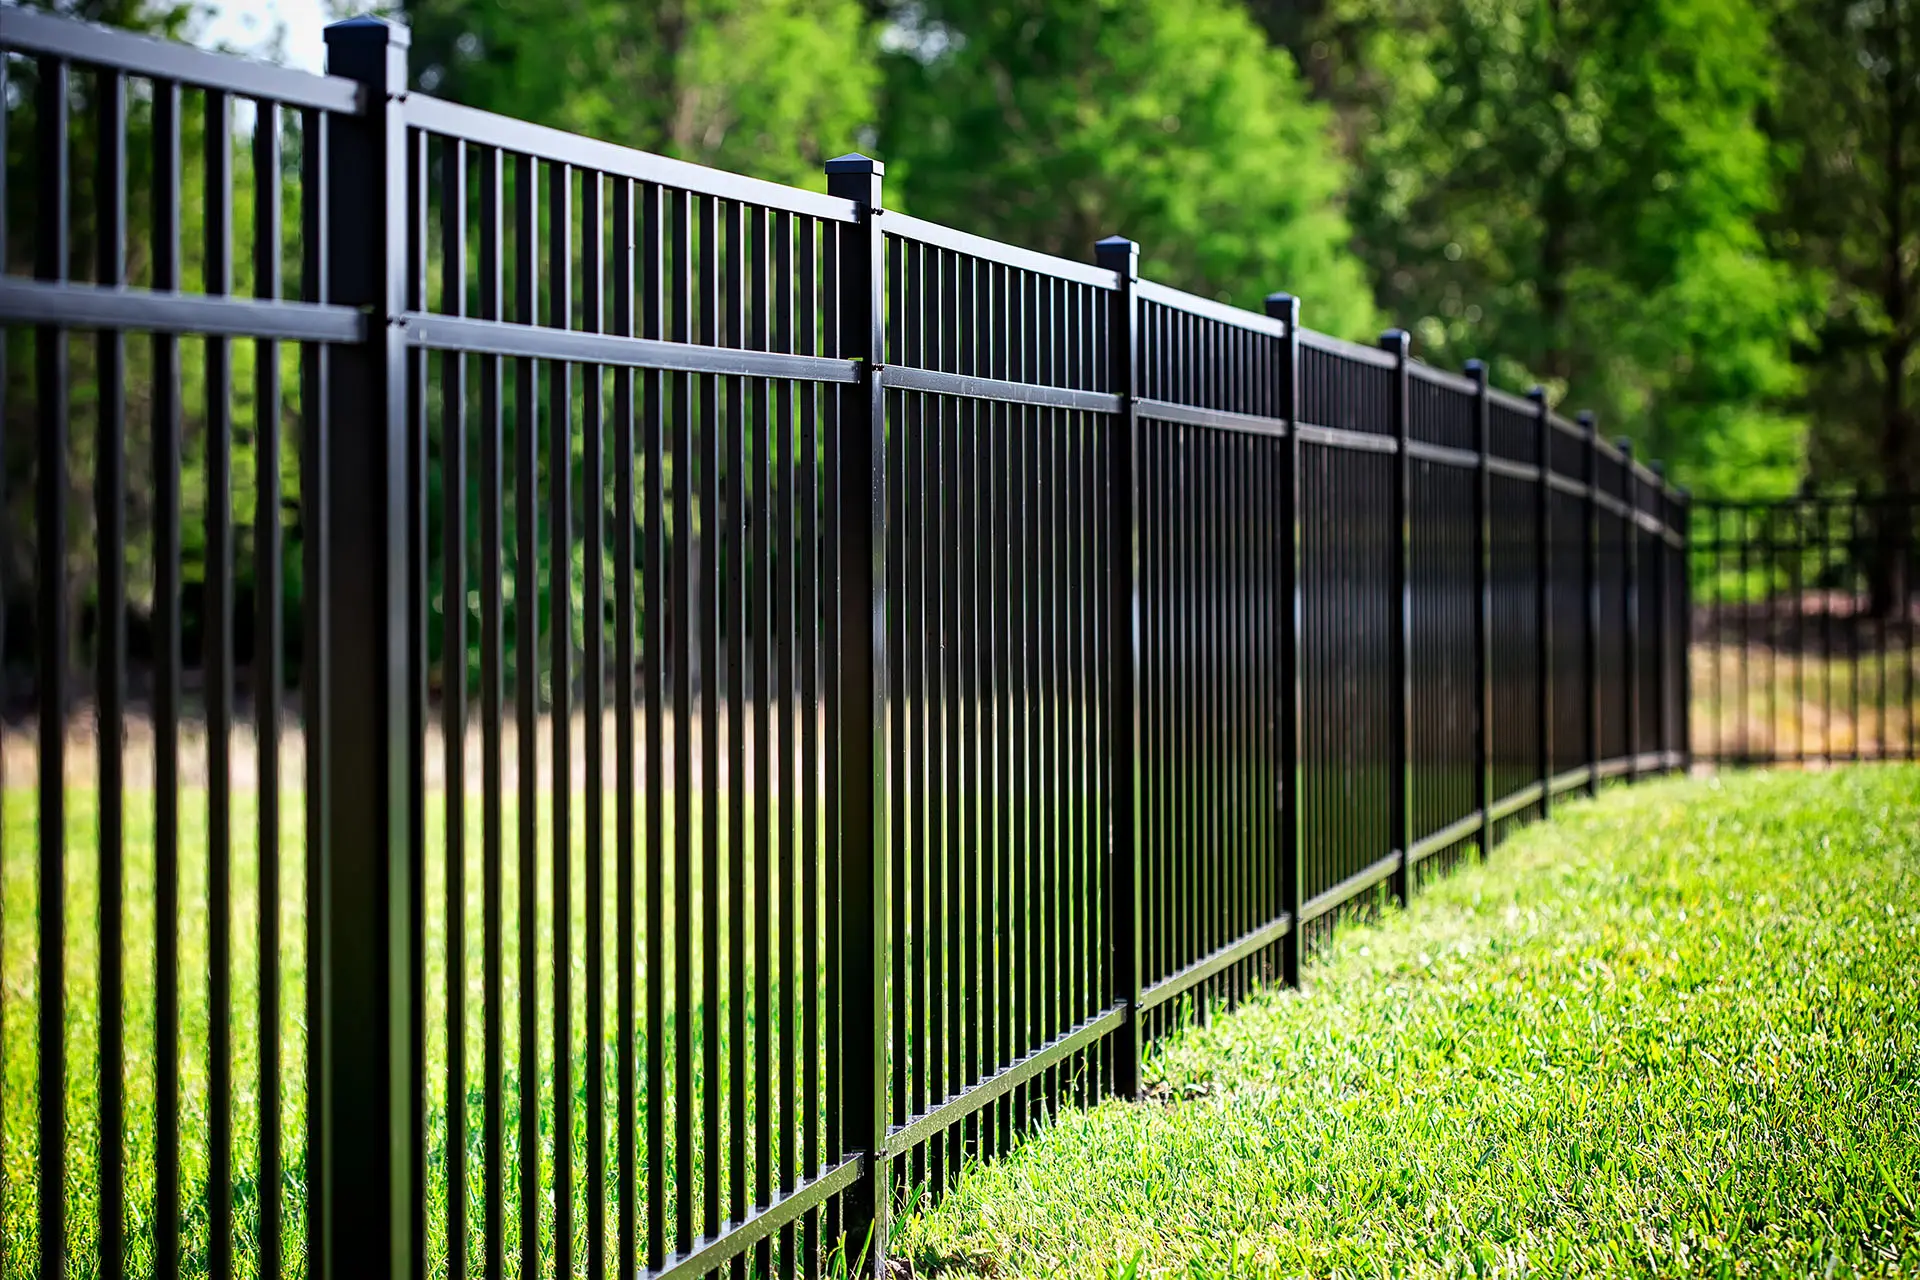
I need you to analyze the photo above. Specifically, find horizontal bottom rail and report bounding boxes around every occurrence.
[1300,849,1403,925]
[1595,756,1635,781]
[1549,765,1594,796]
[1551,753,1684,792]
[1491,780,1546,823]
[1138,911,1294,1014]
[1409,809,1486,864]
[652,1155,865,1280]
[886,1004,1127,1156]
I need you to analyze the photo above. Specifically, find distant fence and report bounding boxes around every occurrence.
[1692,493,1917,764]
[0,9,1691,1279]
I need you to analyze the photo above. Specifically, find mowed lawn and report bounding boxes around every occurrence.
[898,767,1920,1278]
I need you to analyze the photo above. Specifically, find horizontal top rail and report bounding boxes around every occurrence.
[885,211,1119,289]
[1135,278,1290,337]
[1408,359,1478,396]
[1487,384,1539,417]
[404,93,860,223]
[0,5,363,113]
[1299,326,1399,370]
[1548,409,1584,442]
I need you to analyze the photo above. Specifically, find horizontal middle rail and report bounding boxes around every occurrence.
[404,313,861,382]
[0,279,366,343]
[879,364,1120,412]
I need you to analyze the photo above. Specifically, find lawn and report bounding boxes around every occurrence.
[897,766,1920,1278]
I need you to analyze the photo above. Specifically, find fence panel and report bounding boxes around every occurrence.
[1298,440,1400,915]
[1408,459,1479,846]
[1489,465,1544,821]
[1133,282,1291,1044]
[399,90,871,1279]
[0,11,1701,1280]
[874,217,1119,1202]
[1692,494,1917,764]
[0,9,382,1278]
[1596,447,1631,770]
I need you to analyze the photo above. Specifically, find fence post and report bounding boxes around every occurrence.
[1530,388,1553,817]
[1381,328,1412,902]
[1652,462,1671,771]
[825,152,891,1276]
[318,17,415,1280]
[1096,236,1143,1096]
[1268,293,1304,986]
[1580,410,1601,796]
[1621,439,1640,784]
[1679,486,1694,772]
[1467,360,1493,854]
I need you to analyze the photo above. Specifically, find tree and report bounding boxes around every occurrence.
[403,0,878,193]
[875,0,1378,333]
[1322,0,1806,494]
[1764,0,1919,612]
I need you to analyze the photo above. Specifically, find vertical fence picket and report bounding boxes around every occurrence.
[1531,388,1553,817]
[1681,489,1694,771]
[1622,440,1640,783]
[1468,361,1493,852]
[1651,463,1671,770]
[1581,411,1602,797]
[1267,293,1304,987]
[34,51,69,1280]
[1096,238,1143,1097]
[1382,330,1413,902]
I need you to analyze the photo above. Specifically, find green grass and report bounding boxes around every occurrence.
[897,767,1920,1278]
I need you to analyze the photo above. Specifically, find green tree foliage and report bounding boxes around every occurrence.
[1322,0,1807,493]
[875,0,1378,333]
[403,0,877,193]
[1763,0,1919,495]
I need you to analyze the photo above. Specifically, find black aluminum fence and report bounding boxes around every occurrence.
[1691,493,1918,764]
[0,10,1691,1280]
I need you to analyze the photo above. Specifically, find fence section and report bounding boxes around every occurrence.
[0,11,1692,1280]
[1692,494,1918,764]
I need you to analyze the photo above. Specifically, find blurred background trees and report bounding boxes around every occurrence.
[6,0,1918,699]
[395,0,1920,503]
[19,0,1919,500]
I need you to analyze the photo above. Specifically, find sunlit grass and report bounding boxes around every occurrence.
[899,766,1920,1277]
